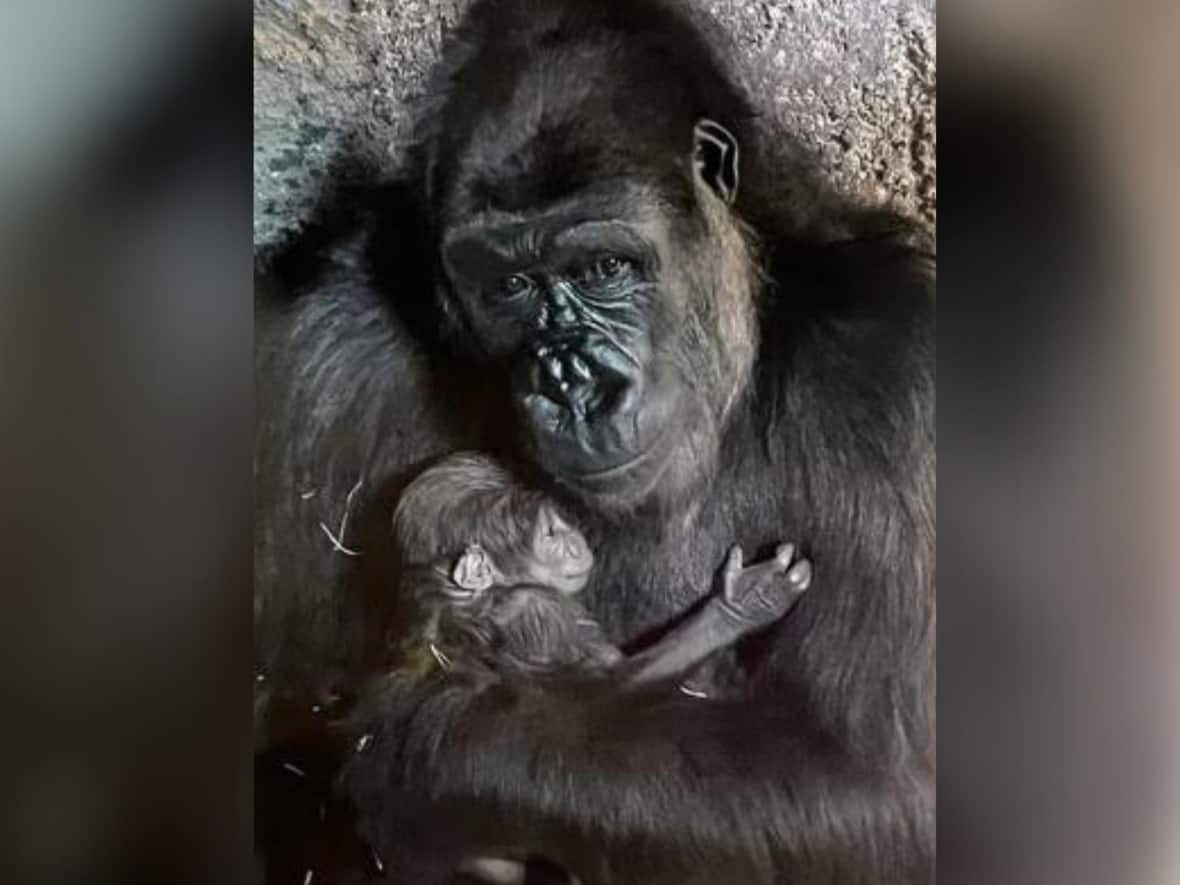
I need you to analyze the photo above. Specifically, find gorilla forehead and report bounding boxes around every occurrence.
[440,57,695,216]
[427,5,734,216]
[440,180,677,252]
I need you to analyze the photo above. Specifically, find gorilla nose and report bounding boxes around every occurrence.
[548,283,579,327]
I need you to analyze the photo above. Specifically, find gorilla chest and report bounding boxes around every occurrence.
[580,518,732,646]
[576,475,794,647]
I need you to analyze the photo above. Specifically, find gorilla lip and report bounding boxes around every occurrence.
[557,424,673,483]
[520,380,681,493]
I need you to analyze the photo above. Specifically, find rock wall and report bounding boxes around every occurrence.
[253,0,935,251]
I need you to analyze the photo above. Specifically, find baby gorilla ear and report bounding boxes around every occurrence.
[692,117,740,204]
[451,544,495,594]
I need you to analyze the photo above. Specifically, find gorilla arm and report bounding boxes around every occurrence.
[341,651,932,885]
[615,543,810,690]
[341,543,928,885]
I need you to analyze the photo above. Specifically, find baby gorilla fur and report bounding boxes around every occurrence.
[391,452,814,690]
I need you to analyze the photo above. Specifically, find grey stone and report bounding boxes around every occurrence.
[253,0,935,252]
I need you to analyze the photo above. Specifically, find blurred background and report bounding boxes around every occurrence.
[0,0,1178,882]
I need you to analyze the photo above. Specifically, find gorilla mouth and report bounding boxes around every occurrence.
[513,335,687,499]
[518,378,681,480]
[541,422,685,511]
[559,422,674,481]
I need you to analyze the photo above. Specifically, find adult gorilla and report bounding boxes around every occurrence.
[255,0,934,881]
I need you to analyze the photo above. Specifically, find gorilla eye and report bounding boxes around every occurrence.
[596,255,630,278]
[577,255,633,286]
[498,273,534,297]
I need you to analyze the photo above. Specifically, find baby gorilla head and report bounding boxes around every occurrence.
[392,453,617,677]
[392,453,811,688]
[393,452,594,599]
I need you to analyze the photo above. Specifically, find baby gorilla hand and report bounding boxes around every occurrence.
[718,543,812,629]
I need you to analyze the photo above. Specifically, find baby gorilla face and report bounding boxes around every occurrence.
[448,501,594,597]
[522,503,594,594]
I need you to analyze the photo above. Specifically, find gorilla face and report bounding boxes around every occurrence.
[423,9,753,510]
[441,189,697,504]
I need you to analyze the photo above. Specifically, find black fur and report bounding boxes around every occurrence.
[255,0,934,882]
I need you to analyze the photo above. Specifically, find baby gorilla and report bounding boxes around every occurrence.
[391,453,813,692]
[387,453,813,884]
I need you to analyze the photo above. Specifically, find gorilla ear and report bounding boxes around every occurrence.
[693,118,740,205]
[451,544,495,594]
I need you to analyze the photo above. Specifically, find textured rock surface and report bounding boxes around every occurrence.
[253,0,935,252]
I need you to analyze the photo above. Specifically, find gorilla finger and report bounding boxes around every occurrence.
[773,543,795,570]
[725,544,744,573]
[722,545,744,597]
[786,559,812,591]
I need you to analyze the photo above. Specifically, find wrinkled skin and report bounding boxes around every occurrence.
[443,210,695,505]
[254,0,934,882]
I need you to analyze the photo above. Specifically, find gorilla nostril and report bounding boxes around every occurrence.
[549,296,578,325]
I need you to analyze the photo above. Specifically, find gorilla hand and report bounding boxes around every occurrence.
[717,543,813,629]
